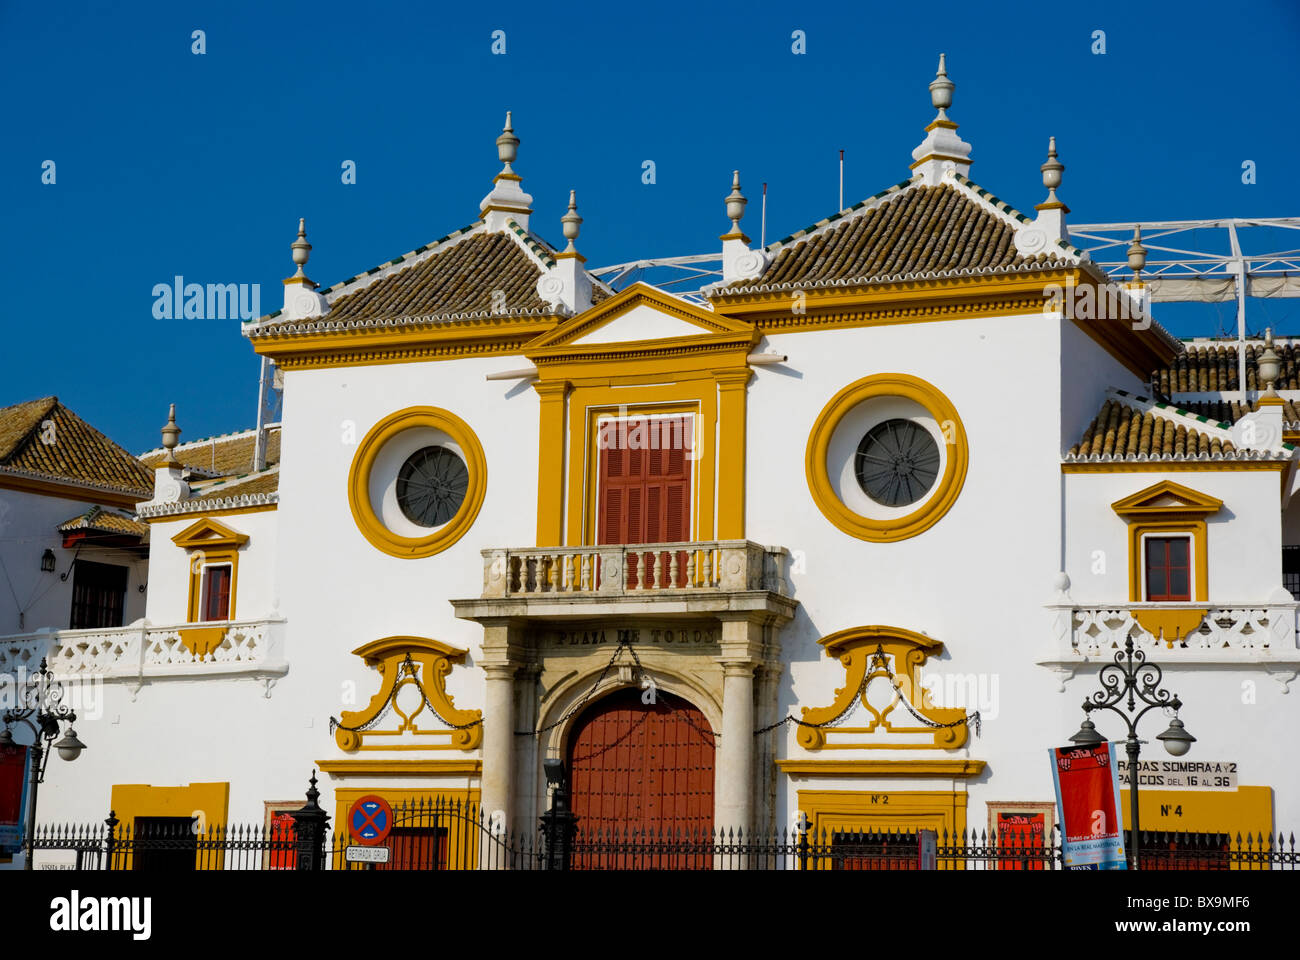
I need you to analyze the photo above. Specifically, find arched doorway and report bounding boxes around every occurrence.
[566,688,715,843]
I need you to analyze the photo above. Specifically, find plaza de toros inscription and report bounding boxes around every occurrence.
[548,625,719,648]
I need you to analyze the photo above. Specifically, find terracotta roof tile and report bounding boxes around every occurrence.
[57,506,148,538]
[1068,399,1237,459]
[191,469,280,501]
[139,427,280,478]
[0,397,153,497]
[725,183,1050,291]
[1154,341,1300,394]
[1165,398,1300,426]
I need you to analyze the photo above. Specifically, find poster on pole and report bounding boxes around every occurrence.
[1049,741,1128,870]
[0,744,31,855]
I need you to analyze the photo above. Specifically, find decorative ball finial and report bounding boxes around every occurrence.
[725,170,747,232]
[496,111,520,173]
[929,53,954,120]
[1259,327,1282,397]
[561,189,582,252]
[1127,225,1147,277]
[290,218,312,279]
[1041,137,1064,204]
[161,403,181,453]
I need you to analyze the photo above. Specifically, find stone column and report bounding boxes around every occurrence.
[715,615,765,835]
[479,620,526,837]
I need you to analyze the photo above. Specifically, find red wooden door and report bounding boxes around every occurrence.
[568,689,715,867]
[597,416,692,586]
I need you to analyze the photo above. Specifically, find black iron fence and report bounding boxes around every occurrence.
[27,804,1299,871]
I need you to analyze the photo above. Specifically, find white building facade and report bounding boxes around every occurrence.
[3,60,1297,868]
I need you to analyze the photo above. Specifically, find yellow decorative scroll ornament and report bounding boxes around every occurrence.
[334,636,482,752]
[797,625,969,751]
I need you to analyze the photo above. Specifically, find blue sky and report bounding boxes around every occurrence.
[3,0,1297,452]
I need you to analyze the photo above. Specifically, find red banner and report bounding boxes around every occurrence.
[0,744,30,853]
[1049,742,1128,870]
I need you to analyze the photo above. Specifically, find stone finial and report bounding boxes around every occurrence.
[725,170,748,236]
[910,55,971,184]
[480,111,534,232]
[929,53,954,121]
[161,403,181,455]
[1127,226,1147,277]
[1259,327,1282,398]
[496,111,520,176]
[561,190,582,254]
[1040,137,1064,205]
[290,218,312,280]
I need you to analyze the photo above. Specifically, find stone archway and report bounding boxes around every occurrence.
[565,688,715,839]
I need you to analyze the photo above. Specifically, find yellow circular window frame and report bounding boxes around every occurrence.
[348,406,487,559]
[806,373,968,543]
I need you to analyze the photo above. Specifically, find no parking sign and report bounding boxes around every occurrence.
[348,795,393,846]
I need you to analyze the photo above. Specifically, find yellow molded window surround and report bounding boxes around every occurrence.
[171,517,249,623]
[524,283,759,547]
[331,787,480,871]
[796,789,969,867]
[805,373,968,543]
[347,406,487,559]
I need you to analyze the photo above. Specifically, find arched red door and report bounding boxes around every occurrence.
[567,689,715,858]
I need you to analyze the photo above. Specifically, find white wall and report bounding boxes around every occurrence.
[0,488,146,635]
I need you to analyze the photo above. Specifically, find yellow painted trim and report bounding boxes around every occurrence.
[110,782,230,871]
[798,625,969,751]
[251,316,561,370]
[318,759,482,776]
[715,368,751,538]
[1131,608,1208,646]
[805,373,967,543]
[534,380,569,546]
[336,636,483,751]
[1063,461,1287,473]
[797,789,969,866]
[0,473,146,509]
[172,517,248,630]
[776,759,986,778]
[569,395,714,546]
[1111,480,1222,606]
[347,407,487,559]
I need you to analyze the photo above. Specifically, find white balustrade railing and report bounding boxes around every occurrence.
[480,541,791,599]
[0,617,288,681]
[1066,604,1297,657]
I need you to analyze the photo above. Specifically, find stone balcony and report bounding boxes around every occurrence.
[1040,597,1300,691]
[452,540,797,623]
[0,617,289,697]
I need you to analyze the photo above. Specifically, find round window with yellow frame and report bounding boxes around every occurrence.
[348,407,487,558]
[805,373,968,542]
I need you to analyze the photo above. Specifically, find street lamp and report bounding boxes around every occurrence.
[0,658,86,870]
[1074,636,1194,870]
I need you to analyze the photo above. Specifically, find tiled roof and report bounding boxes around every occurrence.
[191,468,280,502]
[1165,398,1300,427]
[57,506,148,539]
[1154,341,1300,394]
[0,397,153,497]
[252,224,610,334]
[1068,398,1238,460]
[139,427,280,478]
[721,180,1068,292]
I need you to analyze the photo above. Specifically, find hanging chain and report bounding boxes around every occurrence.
[329,654,483,736]
[754,644,980,737]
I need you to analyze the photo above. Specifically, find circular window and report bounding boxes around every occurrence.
[854,419,941,507]
[806,374,967,543]
[396,446,469,527]
[348,407,487,558]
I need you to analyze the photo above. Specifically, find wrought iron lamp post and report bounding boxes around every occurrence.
[0,658,86,870]
[1069,636,1195,870]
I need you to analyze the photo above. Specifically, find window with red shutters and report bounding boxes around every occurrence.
[1145,536,1191,601]
[200,565,232,621]
[597,417,692,587]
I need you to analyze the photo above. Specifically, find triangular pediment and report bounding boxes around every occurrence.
[1111,480,1224,518]
[526,282,755,352]
[171,516,249,549]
